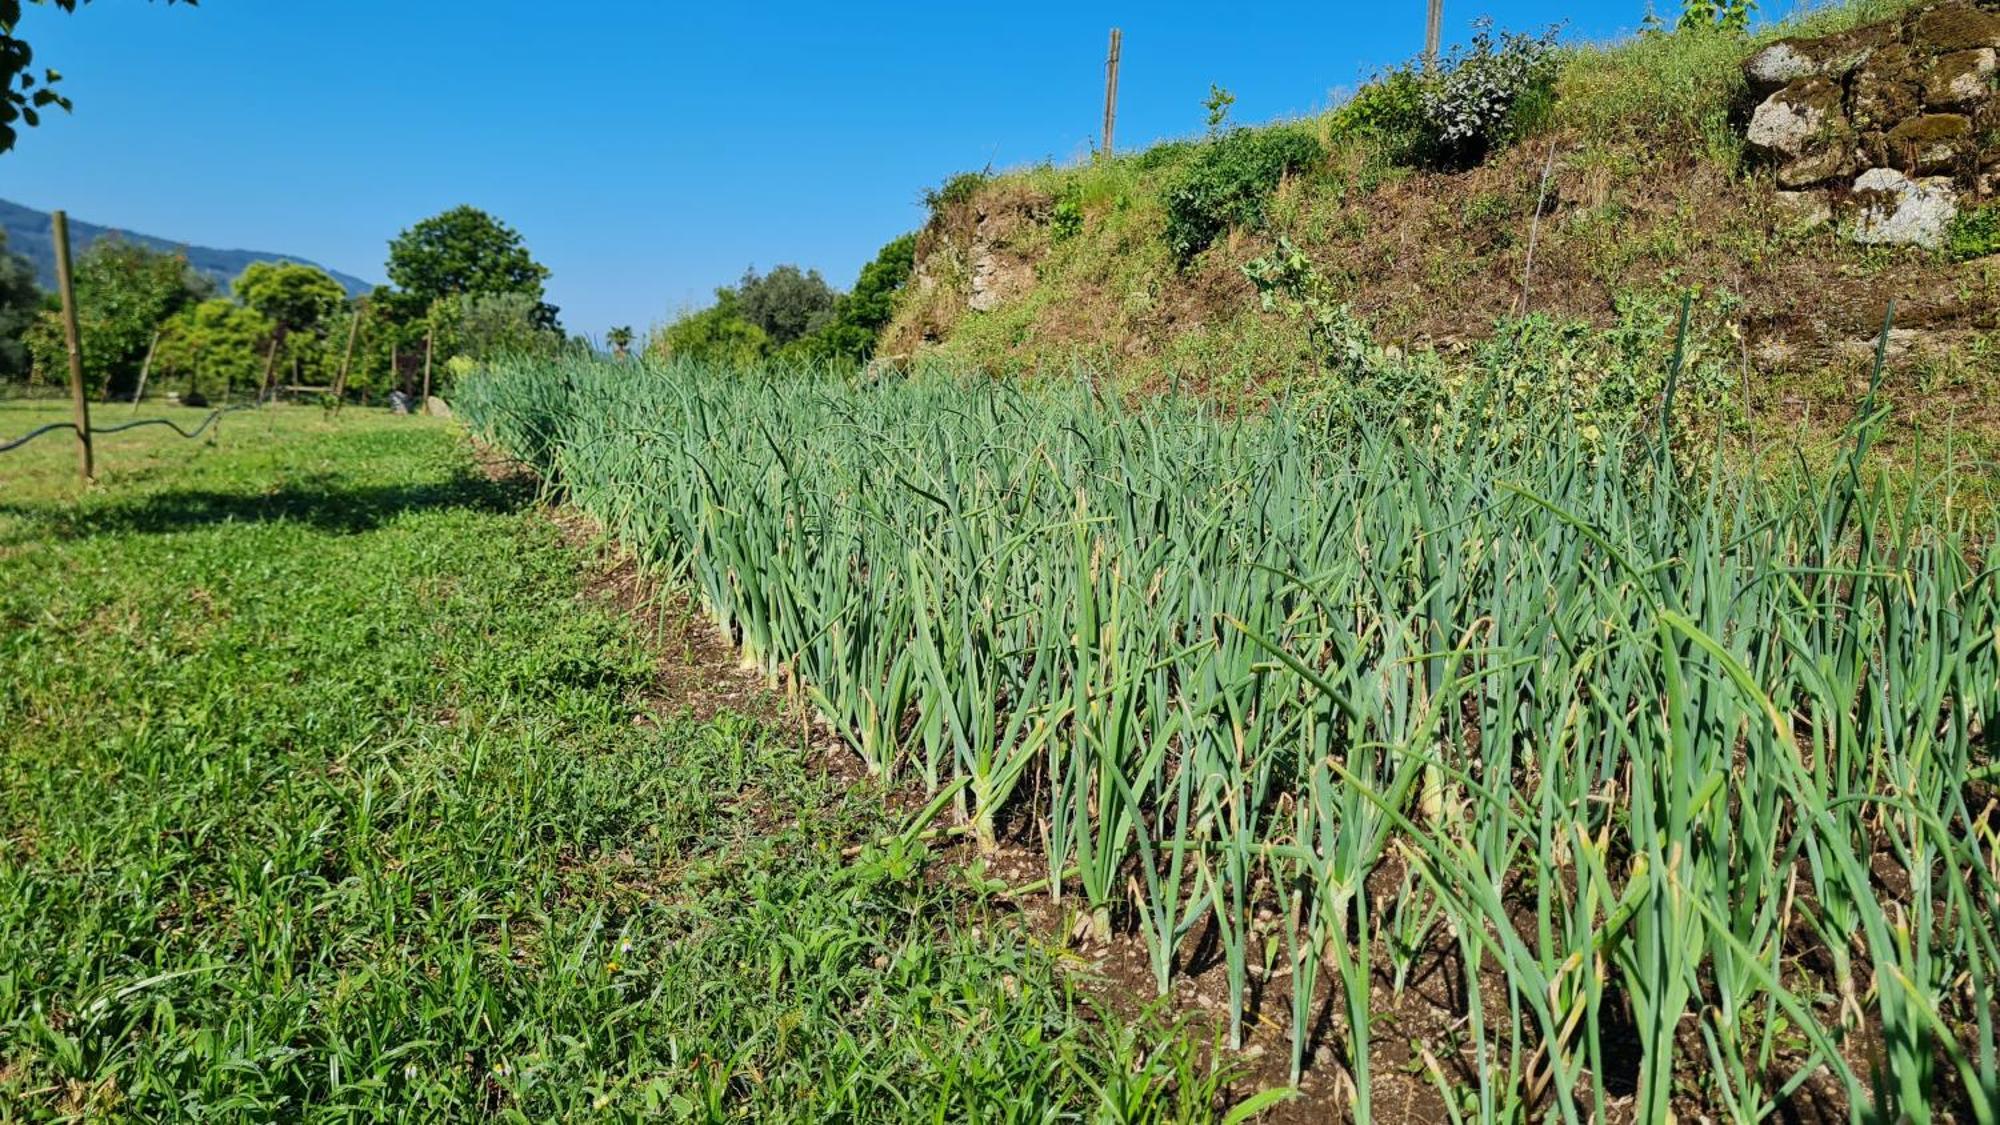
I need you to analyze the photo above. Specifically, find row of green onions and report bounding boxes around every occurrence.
[456,351,1998,1124]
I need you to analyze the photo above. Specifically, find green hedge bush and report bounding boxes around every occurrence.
[1162,126,1323,265]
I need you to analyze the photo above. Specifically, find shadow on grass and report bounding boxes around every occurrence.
[1,469,535,543]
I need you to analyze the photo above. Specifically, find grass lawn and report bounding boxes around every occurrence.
[0,401,1228,1121]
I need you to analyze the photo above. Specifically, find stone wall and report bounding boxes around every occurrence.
[1744,1,1998,246]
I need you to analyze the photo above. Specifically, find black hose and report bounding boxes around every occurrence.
[0,421,80,454]
[0,401,262,456]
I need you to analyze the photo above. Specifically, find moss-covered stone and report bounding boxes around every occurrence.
[1886,113,1976,172]
[1746,25,1898,94]
[1780,144,1858,187]
[1851,46,1923,128]
[1910,5,2000,54]
[1921,47,1997,107]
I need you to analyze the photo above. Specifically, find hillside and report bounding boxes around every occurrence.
[886,0,2000,466]
[0,198,374,297]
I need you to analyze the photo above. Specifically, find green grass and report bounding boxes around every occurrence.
[1556,0,1926,157]
[0,401,1229,1122]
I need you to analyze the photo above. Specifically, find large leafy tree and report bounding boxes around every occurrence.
[354,284,430,397]
[150,297,270,399]
[735,264,835,347]
[432,290,558,365]
[2,0,195,154]
[648,234,919,370]
[0,228,37,377]
[784,233,917,363]
[22,237,207,393]
[232,260,347,389]
[232,260,344,338]
[385,206,557,329]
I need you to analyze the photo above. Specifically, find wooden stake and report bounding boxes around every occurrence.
[419,321,434,415]
[257,336,281,402]
[1516,141,1558,316]
[1101,28,1122,158]
[51,210,93,484]
[131,329,159,414]
[1424,0,1443,71]
[331,305,363,415]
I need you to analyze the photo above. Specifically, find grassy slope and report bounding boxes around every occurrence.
[0,402,1226,1122]
[885,0,1999,466]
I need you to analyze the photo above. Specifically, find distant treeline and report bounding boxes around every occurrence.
[645,233,916,368]
[0,204,575,402]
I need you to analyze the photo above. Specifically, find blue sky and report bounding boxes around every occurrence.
[3,0,1684,337]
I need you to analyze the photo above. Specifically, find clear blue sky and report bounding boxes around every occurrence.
[4,0,1691,337]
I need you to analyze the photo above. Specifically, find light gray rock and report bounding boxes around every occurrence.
[969,250,1004,312]
[1745,41,1821,91]
[1743,27,1892,93]
[1850,167,1959,247]
[1747,80,1843,158]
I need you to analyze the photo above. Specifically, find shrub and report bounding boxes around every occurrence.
[1947,204,2000,262]
[1325,22,1558,171]
[923,171,989,211]
[1131,140,1197,173]
[1677,0,1756,32]
[1420,21,1563,168]
[0,234,35,380]
[647,293,769,368]
[1051,195,1084,242]
[1327,69,1432,164]
[1244,237,1739,445]
[434,291,563,367]
[1477,289,1739,439]
[21,238,209,394]
[1162,125,1323,265]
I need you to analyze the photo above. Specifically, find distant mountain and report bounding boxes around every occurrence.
[0,198,375,298]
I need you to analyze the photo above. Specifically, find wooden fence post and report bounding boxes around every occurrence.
[419,321,435,415]
[332,305,363,415]
[1101,28,1122,158]
[257,336,281,402]
[51,210,93,484]
[131,329,159,414]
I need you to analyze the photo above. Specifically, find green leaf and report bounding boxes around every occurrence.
[1221,1085,1299,1124]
